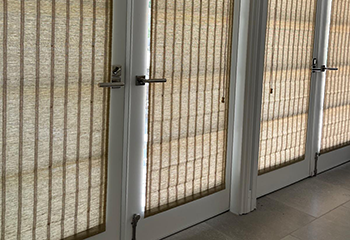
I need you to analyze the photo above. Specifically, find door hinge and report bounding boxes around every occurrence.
[314,152,320,176]
[131,214,141,240]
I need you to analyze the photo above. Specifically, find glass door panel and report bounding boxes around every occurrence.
[258,0,317,174]
[145,0,232,217]
[321,0,350,153]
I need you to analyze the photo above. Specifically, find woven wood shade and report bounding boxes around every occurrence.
[145,0,234,217]
[321,0,350,153]
[258,0,317,174]
[0,0,111,239]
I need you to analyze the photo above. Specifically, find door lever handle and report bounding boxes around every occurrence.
[136,75,167,86]
[99,65,124,89]
[98,82,125,88]
[311,65,338,73]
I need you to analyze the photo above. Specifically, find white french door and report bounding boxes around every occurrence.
[256,0,320,197]
[256,0,350,197]
[121,0,235,239]
[316,0,350,173]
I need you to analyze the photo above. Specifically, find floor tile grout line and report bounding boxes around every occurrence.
[268,192,350,220]
[203,222,234,240]
[288,217,319,238]
[312,200,350,219]
[288,204,350,239]
[288,234,303,240]
[341,199,350,209]
[311,176,350,202]
[314,169,350,192]
[265,175,350,219]
[282,217,318,239]
[265,195,317,219]
[273,197,319,240]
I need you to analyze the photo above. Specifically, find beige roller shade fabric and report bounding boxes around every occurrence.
[258,0,317,174]
[321,0,350,152]
[0,0,112,239]
[145,0,234,217]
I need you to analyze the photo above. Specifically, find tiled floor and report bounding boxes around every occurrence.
[165,162,350,240]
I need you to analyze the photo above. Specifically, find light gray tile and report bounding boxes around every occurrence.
[164,223,232,240]
[292,206,350,240]
[206,197,315,240]
[337,162,350,173]
[343,201,350,209]
[281,235,300,240]
[267,178,350,217]
[316,168,350,191]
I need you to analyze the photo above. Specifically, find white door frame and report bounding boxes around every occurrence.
[229,0,253,215]
[229,0,266,214]
[232,0,269,208]
[89,0,127,239]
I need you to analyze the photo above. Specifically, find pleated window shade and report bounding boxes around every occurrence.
[0,0,111,239]
[258,0,317,174]
[145,0,234,217]
[321,0,350,153]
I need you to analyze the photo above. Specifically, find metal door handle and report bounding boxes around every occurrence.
[311,58,338,73]
[311,65,338,73]
[323,66,338,71]
[98,82,125,88]
[99,65,124,89]
[136,75,167,86]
